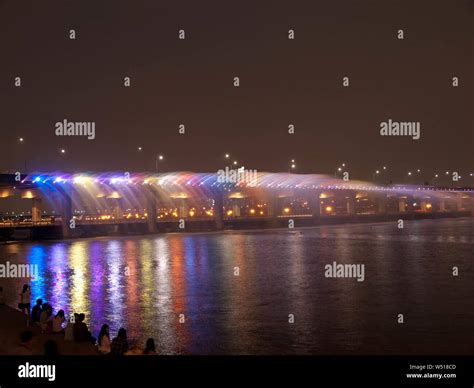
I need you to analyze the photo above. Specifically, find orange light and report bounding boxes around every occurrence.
[189,210,195,217]
[283,207,290,214]
[227,210,233,216]
[325,206,333,212]
[426,203,432,209]
[250,209,255,214]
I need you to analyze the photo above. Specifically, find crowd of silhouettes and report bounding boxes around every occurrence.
[14,284,157,356]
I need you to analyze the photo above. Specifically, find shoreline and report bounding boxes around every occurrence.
[0,212,471,244]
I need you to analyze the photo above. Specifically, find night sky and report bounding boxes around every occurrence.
[0,0,472,182]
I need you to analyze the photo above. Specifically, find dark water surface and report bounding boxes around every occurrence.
[1,218,473,354]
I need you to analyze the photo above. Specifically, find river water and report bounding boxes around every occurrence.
[0,218,473,354]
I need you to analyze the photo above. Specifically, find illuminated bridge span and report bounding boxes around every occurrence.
[0,172,473,239]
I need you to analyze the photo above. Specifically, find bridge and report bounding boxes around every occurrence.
[0,172,473,239]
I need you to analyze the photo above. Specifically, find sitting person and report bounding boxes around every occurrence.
[97,324,111,354]
[52,310,65,333]
[143,338,157,355]
[39,304,53,333]
[31,299,43,323]
[110,328,129,355]
[73,313,95,344]
[64,314,76,341]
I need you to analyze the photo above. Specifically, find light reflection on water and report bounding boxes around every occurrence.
[0,218,473,355]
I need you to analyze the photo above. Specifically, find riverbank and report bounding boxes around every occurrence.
[1,210,471,242]
[0,305,97,355]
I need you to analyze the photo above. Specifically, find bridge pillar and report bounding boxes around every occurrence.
[398,197,408,213]
[58,188,73,238]
[309,191,321,220]
[230,200,241,217]
[264,192,280,227]
[212,192,224,230]
[144,187,158,234]
[345,192,357,215]
[32,198,42,223]
[177,198,189,218]
[146,200,157,233]
[112,199,123,220]
[439,200,446,212]
[377,195,388,214]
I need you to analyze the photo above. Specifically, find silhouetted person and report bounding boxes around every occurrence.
[143,338,157,355]
[73,313,95,344]
[64,314,76,341]
[39,304,53,333]
[98,324,111,354]
[31,298,43,323]
[52,310,65,333]
[18,284,31,325]
[111,328,129,355]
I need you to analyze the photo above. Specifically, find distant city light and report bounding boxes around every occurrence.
[60,149,66,154]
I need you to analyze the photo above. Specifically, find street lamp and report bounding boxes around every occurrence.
[156,154,164,172]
